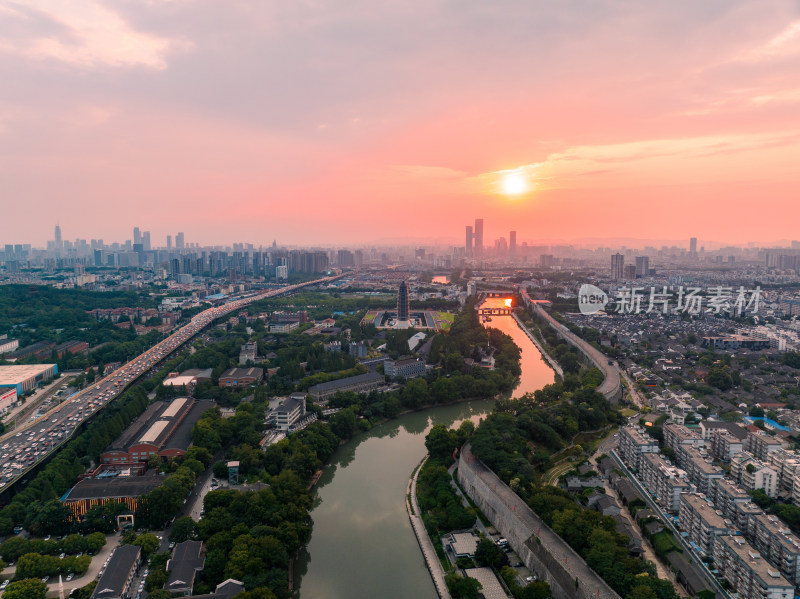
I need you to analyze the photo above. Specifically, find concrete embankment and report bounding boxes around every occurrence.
[407,456,452,599]
[457,443,621,599]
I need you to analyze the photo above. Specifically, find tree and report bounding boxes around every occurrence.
[425,425,459,462]
[474,537,506,568]
[170,517,198,543]
[445,572,482,599]
[3,579,47,599]
[329,408,357,440]
[129,533,160,558]
[147,453,162,470]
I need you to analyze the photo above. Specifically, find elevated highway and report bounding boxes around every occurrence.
[0,275,341,500]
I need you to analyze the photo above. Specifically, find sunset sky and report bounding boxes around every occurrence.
[2,1,800,248]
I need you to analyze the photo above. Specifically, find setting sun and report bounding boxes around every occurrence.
[502,172,528,195]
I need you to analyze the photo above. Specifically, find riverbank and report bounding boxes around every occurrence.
[406,456,451,599]
[511,312,564,378]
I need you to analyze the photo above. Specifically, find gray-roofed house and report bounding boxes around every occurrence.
[92,544,141,599]
[167,540,205,596]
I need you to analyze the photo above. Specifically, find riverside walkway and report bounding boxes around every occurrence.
[407,456,451,599]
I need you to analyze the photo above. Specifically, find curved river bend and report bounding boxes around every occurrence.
[297,308,553,598]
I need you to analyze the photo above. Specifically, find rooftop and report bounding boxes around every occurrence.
[65,472,165,501]
[720,535,793,588]
[0,364,57,385]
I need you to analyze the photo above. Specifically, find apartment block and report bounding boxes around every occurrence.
[714,535,793,599]
[678,493,736,557]
[676,445,725,496]
[731,452,778,498]
[766,449,800,501]
[750,513,800,585]
[663,423,704,452]
[618,426,660,471]
[710,429,744,462]
[746,431,784,461]
[639,453,691,513]
[712,478,764,536]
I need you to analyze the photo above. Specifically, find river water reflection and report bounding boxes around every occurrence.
[297,307,554,597]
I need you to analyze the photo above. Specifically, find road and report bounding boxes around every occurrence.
[0,275,342,497]
[524,298,621,402]
[1,377,75,431]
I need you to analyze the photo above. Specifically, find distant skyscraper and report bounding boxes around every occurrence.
[474,219,484,257]
[611,253,624,281]
[689,237,697,253]
[397,281,410,321]
[635,256,649,278]
[176,232,185,250]
[166,235,172,250]
[509,231,517,260]
[142,231,151,252]
[54,225,62,249]
[465,225,473,256]
[133,227,141,246]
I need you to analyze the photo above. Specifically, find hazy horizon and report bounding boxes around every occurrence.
[2,1,800,246]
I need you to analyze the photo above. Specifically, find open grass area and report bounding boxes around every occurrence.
[434,311,455,331]
[620,408,638,417]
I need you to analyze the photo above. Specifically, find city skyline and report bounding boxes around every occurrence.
[2,2,800,245]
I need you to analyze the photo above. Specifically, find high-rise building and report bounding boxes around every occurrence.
[133,227,141,246]
[142,231,151,252]
[509,231,517,260]
[54,225,62,250]
[611,253,624,281]
[166,235,172,250]
[474,219,484,257]
[635,256,649,278]
[397,281,410,321]
[176,232,185,250]
[690,237,697,253]
[465,226,473,256]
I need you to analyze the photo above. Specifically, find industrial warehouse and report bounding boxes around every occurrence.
[100,397,214,464]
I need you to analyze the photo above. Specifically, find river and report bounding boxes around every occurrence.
[297,308,554,598]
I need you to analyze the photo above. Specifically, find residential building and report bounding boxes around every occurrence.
[731,452,778,497]
[675,446,724,496]
[710,430,744,462]
[639,453,691,513]
[766,449,800,501]
[746,431,784,461]
[92,544,141,599]
[712,478,764,536]
[663,423,704,452]
[714,535,793,599]
[239,342,258,365]
[750,514,800,584]
[166,541,204,596]
[678,493,736,557]
[618,426,659,471]
[611,253,624,281]
[699,420,748,441]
